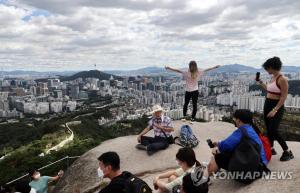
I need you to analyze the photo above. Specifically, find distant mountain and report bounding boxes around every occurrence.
[60,70,122,81]
[106,64,300,76]
[1,64,299,78]
[105,66,169,76]
[106,64,260,76]
[282,66,300,73]
[210,64,259,73]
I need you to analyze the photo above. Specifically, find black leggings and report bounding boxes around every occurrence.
[183,90,199,119]
[263,98,288,151]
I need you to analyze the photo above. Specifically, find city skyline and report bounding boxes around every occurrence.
[1,0,300,71]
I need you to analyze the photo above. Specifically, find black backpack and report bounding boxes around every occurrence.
[113,171,152,193]
[228,127,262,184]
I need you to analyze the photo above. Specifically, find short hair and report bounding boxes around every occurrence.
[176,147,197,167]
[233,109,253,125]
[28,168,38,178]
[98,152,120,171]
[182,173,208,193]
[262,57,282,71]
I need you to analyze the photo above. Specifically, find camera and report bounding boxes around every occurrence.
[206,139,215,148]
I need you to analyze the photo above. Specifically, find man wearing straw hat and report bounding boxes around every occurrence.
[136,104,175,156]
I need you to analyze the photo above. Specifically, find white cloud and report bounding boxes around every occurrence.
[0,0,300,71]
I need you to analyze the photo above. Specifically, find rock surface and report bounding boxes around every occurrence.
[53,121,300,193]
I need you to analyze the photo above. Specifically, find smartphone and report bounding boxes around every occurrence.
[255,72,260,81]
[206,139,215,148]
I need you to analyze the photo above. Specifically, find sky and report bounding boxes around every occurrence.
[1,0,300,71]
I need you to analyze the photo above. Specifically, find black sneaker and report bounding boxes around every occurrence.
[147,150,156,156]
[271,148,277,155]
[135,144,147,151]
[280,150,294,161]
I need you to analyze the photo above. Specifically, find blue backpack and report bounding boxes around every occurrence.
[174,125,199,148]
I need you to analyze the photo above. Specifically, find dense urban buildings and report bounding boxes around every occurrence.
[1,70,300,123]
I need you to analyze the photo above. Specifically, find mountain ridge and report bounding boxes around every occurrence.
[59,70,123,81]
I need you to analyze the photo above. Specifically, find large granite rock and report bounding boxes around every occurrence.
[53,121,300,193]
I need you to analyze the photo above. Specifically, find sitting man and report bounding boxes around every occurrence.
[96,152,125,193]
[207,109,268,180]
[136,104,174,155]
[96,151,151,193]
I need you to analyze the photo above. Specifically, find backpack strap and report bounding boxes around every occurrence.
[110,172,134,193]
[239,127,249,139]
[239,126,261,154]
[172,136,184,147]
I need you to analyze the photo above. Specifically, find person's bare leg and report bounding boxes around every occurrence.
[168,175,177,182]
[157,189,164,193]
[208,156,219,176]
[156,180,167,193]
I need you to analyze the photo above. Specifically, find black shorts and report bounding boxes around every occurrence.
[214,152,232,170]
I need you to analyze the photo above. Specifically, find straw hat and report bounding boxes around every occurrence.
[150,104,164,114]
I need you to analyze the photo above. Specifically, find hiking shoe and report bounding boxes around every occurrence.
[147,150,156,156]
[135,144,147,151]
[271,148,277,155]
[190,118,195,122]
[280,150,294,161]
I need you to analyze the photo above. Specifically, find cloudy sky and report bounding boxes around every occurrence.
[1,0,300,71]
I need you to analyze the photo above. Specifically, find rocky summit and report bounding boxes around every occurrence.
[53,121,300,193]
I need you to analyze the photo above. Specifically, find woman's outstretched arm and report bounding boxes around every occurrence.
[204,65,221,72]
[165,66,183,74]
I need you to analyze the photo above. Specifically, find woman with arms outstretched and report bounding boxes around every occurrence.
[166,61,220,122]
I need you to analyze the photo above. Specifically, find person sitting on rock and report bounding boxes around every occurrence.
[136,104,174,155]
[28,168,64,193]
[96,152,125,193]
[96,151,151,193]
[207,109,268,179]
[153,147,208,193]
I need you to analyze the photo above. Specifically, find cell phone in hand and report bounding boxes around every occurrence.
[256,72,260,81]
[207,139,215,148]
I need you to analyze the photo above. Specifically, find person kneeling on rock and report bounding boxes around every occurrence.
[136,104,175,156]
[153,147,209,193]
[207,109,269,183]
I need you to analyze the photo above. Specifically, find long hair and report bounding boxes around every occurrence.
[176,147,201,167]
[189,61,199,80]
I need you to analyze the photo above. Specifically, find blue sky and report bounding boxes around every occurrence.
[22,9,50,21]
[0,0,300,71]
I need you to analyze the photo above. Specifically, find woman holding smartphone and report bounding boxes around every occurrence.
[257,57,294,161]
